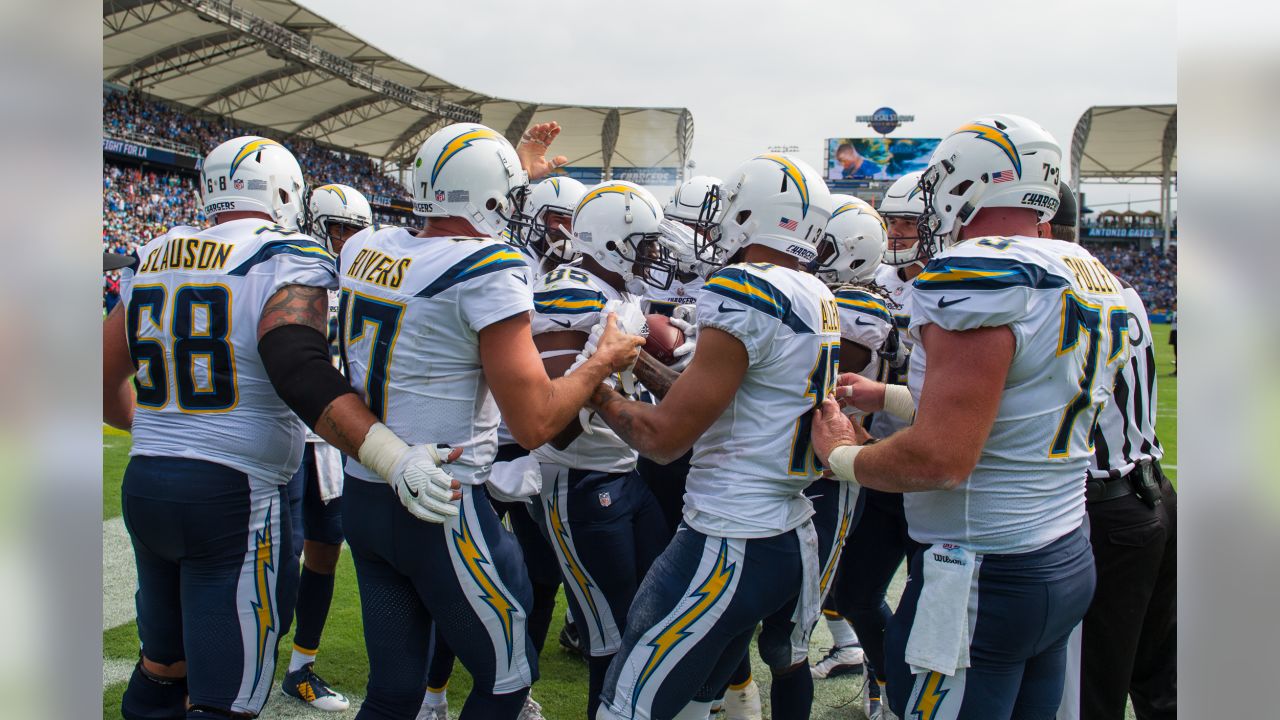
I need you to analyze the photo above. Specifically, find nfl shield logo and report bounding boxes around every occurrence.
[233,178,244,190]
[598,492,612,507]
[435,189,446,202]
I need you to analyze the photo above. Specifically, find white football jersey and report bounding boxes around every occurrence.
[644,276,703,317]
[530,265,641,474]
[119,219,339,484]
[831,283,893,379]
[684,263,841,538]
[870,263,917,438]
[338,227,533,486]
[905,235,1131,554]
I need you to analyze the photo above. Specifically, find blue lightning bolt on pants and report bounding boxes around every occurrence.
[598,524,816,720]
[343,478,538,719]
[122,455,298,718]
[884,526,1096,720]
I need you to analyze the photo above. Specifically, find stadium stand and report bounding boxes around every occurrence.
[1086,245,1178,313]
[104,87,409,200]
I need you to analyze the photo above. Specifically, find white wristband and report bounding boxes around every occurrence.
[358,422,409,480]
[827,443,863,487]
[883,384,917,422]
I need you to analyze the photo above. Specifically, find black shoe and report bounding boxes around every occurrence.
[559,621,585,659]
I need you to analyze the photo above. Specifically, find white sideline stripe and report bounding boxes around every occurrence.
[103,656,136,687]
[104,516,138,630]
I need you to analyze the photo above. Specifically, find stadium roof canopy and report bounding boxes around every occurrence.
[103,0,693,176]
[1069,104,1177,186]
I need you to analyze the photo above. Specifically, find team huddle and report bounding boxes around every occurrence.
[103,112,1173,720]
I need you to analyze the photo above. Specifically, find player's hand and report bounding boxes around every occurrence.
[517,121,569,181]
[833,372,887,413]
[590,313,646,374]
[389,444,463,524]
[668,314,697,371]
[811,398,871,467]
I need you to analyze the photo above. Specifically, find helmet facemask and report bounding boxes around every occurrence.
[690,183,726,267]
[493,183,533,242]
[917,161,986,259]
[612,232,677,292]
[528,205,577,262]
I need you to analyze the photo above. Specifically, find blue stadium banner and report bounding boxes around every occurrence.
[548,167,680,185]
[1082,226,1177,240]
[612,167,680,185]
[103,137,203,170]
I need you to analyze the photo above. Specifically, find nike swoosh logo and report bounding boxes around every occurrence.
[855,318,874,326]
[718,302,746,313]
[550,319,571,328]
[515,274,529,285]
[937,296,970,308]
[406,483,419,498]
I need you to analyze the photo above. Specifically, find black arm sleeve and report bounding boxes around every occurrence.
[259,324,357,429]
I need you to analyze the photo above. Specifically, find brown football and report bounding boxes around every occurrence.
[643,313,686,366]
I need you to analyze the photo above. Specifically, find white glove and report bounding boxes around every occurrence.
[388,444,460,524]
[668,314,698,372]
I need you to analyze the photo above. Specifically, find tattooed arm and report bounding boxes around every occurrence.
[256,284,376,458]
[633,350,680,401]
[589,327,747,464]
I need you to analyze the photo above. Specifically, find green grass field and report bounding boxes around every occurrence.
[102,325,1178,718]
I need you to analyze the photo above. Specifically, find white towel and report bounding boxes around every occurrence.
[312,442,344,503]
[788,519,823,665]
[904,543,980,676]
[485,454,543,504]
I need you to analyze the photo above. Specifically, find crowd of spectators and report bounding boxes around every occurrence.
[102,161,206,311]
[103,87,408,200]
[1087,244,1178,313]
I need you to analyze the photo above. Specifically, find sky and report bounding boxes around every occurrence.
[299,0,1176,211]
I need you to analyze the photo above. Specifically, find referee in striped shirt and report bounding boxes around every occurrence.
[1051,186,1177,720]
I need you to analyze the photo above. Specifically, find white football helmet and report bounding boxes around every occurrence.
[308,183,372,251]
[201,136,306,230]
[699,154,832,266]
[664,175,722,223]
[918,114,1062,254]
[572,181,676,293]
[878,171,926,267]
[521,176,586,263]
[813,195,888,285]
[412,122,529,237]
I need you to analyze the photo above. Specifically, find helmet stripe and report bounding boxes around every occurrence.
[230,138,284,179]
[758,154,811,219]
[954,123,1022,179]
[431,128,503,187]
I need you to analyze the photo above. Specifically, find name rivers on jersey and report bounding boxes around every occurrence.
[345,247,413,290]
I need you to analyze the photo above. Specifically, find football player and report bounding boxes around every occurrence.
[102,137,459,719]
[336,122,644,720]
[813,115,1127,719]
[278,183,373,712]
[650,194,766,720]
[580,153,838,720]
[803,195,893,685]
[526,180,672,719]
[831,171,928,719]
[516,175,587,274]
